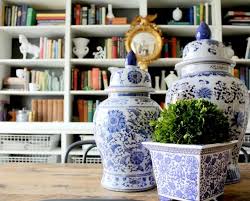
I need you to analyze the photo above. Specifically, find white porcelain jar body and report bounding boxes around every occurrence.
[166,62,249,184]
[94,92,160,191]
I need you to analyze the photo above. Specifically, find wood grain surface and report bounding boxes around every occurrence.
[0,164,249,201]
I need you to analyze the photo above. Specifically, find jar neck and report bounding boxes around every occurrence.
[109,92,149,97]
[179,62,232,78]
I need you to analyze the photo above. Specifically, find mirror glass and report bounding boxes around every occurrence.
[131,32,156,57]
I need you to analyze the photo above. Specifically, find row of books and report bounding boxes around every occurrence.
[2,4,36,26]
[29,70,64,91]
[31,99,64,122]
[73,4,127,25]
[77,99,99,122]
[39,37,64,59]
[168,3,212,25]
[105,37,126,59]
[71,67,108,90]
[36,12,65,26]
[224,11,250,26]
[162,37,182,58]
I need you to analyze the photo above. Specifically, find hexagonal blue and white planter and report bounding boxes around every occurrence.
[142,141,237,201]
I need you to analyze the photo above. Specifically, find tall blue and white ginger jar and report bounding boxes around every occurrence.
[166,22,249,184]
[94,51,161,191]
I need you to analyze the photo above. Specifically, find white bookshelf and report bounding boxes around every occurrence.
[0,0,249,163]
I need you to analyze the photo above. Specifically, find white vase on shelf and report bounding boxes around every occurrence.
[106,4,115,24]
[160,70,166,90]
[154,76,160,90]
[72,38,89,59]
[164,71,178,89]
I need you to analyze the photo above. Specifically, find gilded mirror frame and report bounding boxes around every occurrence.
[125,15,163,71]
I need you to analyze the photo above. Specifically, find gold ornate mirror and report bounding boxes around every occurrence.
[125,15,163,71]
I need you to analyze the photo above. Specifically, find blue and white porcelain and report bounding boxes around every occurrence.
[166,22,249,184]
[94,51,161,191]
[143,141,237,201]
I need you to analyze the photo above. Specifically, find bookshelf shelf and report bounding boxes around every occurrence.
[71,25,130,37]
[71,0,140,8]
[233,59,250,65]
[71,58,125,67]
[222,26,250,36]
[0,59,65,68]
[0,26,66,38]
[0,90,64,96]
[71,90,108,95]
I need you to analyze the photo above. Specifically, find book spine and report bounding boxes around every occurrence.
[95,6,99,24]
[16,6,22,26]
[196,4,200,25]
[52,99,58,121]
[240,67,246,84]
[26,7,35,26]
[75,4,81,25]
[31,99,38,121]
[47,99,53,122]
[0,0,5,26]
[43,37,47,59]
[37,99,43,122]
[21,5,28,26]
[84,71,88,89]
[11,5,15,26]
[88,70,92,89]
[92,68,99,90]
[73,68,79,90]
[102,70,108,89]
[42,99,48,122]
[205,3,209,24]
[80,71,85,90]
[83,100,88,122]
[171,37,177,58]
[101,7,106,25]
[200,3,204,22]
[193,5,197,25]
[58,38,62,59]
[163,38,169,58]
[189,7,194,25]
[90,4,95,25]
[57,99,63,122]
[81,6,88,25]
[77,99,84,122]
[107,38,112,59]
[87,100,93,122]
[39,37,44,59]
[112,36,118,58]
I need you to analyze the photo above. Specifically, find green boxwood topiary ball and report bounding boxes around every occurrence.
[150,98,230,145]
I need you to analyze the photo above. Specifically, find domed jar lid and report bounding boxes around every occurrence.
[175,22,236,70]
[106,51,154,93]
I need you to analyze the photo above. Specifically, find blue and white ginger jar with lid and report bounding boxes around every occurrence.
[166,22,249,184]
[94,51,161,191]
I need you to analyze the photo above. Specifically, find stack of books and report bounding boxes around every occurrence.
[77,99,100,122]
[31,99,64,122]
[162,37,183,58]
[3,4,36,26]
[105,37,126,59]
[39,37,64,59]
[71,67,108,91]
[168,3,212,25]
[224,11,250,25]
[36,12,65,26]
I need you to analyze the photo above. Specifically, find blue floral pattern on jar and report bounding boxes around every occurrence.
[127,70,142,84]
[166,69,249,184]
[94,94,160,191]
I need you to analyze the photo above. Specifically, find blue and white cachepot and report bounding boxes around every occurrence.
[93,52,161,191]
[142,140,237,201]
[166,22,249,184]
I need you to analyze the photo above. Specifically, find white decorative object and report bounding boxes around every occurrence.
[245,37,250,59]
[160,70,166,90]
[224,43,234,59]
[164,71,178,89]
[19,34,40,59]
[93,46,105,59]
[16,69,25,78]
[106,4,114,24]
[154,76,160,90]
[72,38,89,58]
[173,7,182,21]
[52,72,60,91]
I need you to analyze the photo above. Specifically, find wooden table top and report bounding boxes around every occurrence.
[0,163,249,201]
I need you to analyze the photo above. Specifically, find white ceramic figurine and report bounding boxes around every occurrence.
[19,34,40,59]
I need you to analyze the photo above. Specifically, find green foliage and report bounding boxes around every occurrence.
[150,99,230,145]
